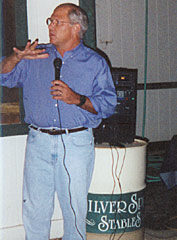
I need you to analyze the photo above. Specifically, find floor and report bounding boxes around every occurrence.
[51,142,177,240]
[144,182,177,240]
[143,144,177,240]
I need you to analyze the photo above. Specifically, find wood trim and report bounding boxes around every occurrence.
[79,0,96,49]
[2,0,16,56]
[137,82,177,90]
[0,123,29,137]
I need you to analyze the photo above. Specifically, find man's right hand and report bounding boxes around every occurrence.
[1,39,49,74]
[13,39,49,61]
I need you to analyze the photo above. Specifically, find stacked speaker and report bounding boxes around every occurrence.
[94,67,137,146]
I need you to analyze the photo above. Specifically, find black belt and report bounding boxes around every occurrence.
[30,125,88,135]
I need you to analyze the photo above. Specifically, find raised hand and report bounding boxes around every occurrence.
[13,39,49,61]
[1,39,49,74]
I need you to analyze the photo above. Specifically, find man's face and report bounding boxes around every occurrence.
[48,6,74,48]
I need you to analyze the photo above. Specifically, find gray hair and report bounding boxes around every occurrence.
[56,3,88,39]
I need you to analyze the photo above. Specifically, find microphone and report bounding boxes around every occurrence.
[53,58,62,80]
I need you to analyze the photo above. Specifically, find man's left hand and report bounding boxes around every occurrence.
[50,80,80,105]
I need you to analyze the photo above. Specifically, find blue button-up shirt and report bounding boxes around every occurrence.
[1,42,117,128]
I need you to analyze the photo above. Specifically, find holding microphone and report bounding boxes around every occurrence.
[51,58,90,110]
[51,57,66,99]
[51,61,80,104]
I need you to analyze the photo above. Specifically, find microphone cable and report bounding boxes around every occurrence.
[53,57,84,239]
[56,101,84,240]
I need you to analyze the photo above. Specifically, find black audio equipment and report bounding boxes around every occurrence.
[94,67,138,145]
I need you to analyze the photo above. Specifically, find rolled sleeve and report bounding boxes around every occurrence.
[89,59,117,119]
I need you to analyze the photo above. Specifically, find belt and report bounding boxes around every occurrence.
[30,125,88,135]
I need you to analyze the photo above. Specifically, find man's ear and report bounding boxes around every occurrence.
[73,23,81,36]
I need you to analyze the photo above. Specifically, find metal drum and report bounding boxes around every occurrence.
[87,138,148,240]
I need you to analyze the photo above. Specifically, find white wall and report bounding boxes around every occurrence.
[0,135,63,239]
[96,0,177,142]
[27,0,79,43]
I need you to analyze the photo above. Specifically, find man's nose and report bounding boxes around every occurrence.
[48,22,55,30]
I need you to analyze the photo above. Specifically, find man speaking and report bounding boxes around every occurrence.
[1,3,117,240]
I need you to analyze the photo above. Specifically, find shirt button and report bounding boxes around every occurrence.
[55,103,58,107]
[54,119,57,122]
[62,61,65,64]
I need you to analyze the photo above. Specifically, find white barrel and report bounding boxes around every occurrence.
[86,138,148,240]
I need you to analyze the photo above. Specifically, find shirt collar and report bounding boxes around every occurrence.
[52,41,83,59]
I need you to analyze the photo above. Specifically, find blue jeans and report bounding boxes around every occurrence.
[23,127,95,240]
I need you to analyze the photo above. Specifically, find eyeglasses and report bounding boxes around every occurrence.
[46,18,73,26]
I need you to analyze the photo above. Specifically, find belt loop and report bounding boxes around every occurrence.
[65,129,69,135]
